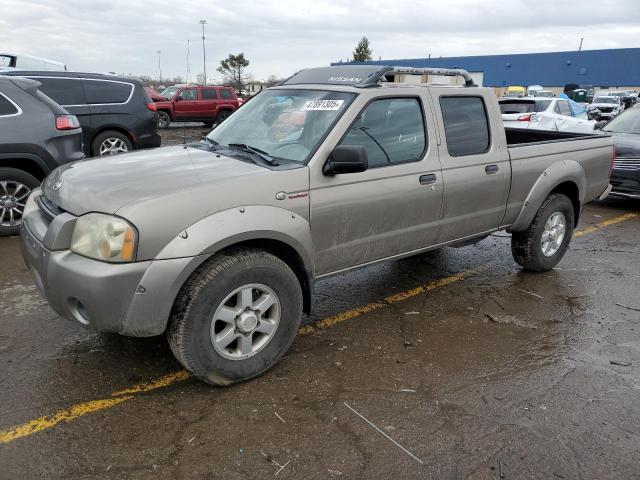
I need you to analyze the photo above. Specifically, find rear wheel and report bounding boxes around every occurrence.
[216,110,232,124]
[0,168,39,236]
[167,249,303,386]
[511,193,574,272]
[92,131,132,156]
[156,111,171,129]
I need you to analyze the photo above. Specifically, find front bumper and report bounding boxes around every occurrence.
[20,195,194,336]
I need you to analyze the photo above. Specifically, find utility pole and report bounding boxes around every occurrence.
[578,37,584,51]
[157,50,162,85]
[199,19,207,85]
[186,40,190,85]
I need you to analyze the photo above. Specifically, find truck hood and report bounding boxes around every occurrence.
[42,146,267,215]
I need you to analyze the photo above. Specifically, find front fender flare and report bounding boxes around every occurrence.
[509,160,586,232]
[122,206,314,336]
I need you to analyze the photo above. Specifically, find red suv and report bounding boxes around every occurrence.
[154,85,239,128]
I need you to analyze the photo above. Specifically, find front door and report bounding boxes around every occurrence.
[310,95,444,276]
[433,94,511,242]
[174,88,199,119]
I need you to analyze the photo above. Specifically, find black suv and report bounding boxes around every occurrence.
[0,71,161,156]
[0,76,84,235]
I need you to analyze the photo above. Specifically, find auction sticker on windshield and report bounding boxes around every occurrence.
[303,100,344,111]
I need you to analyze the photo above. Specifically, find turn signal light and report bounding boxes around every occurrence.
[55,115,80,130]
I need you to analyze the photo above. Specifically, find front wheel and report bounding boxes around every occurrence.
[511,193,575,272]
[167,249,303,386]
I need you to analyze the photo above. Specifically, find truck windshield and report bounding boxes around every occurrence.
[206,89,356,164]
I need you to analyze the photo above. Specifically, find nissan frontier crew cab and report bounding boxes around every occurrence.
[20,66,613,386]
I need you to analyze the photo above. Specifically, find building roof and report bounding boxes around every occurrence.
[334,48,640,87]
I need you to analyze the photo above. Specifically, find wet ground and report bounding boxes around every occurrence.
[1,132,639,479]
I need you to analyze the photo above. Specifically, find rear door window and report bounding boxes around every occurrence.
[82,80,133,104]
[180,89,197,100]
[32,77,86,106]
[220,89,234,99]
[201,88,217,100]
[0,93,19,116]
[440,96,490,156]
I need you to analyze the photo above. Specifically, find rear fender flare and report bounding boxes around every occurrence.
[509,160,586,232]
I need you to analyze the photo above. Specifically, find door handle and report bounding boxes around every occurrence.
[485,164,499,174]
[419,174,437,185]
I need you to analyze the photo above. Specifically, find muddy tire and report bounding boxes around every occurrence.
[0,168,39,236]
[167,249,303,386]
[511,193,574,272]
[156,111,171,129]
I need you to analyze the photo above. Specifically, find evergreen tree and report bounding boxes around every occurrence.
[352,37,373,62]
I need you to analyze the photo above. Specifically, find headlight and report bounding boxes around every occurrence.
[71,213,137,263]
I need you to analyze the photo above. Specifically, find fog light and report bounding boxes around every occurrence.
[70,298,90,325]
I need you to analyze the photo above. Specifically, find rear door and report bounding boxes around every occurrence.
[433,92,511,242]
[173,88,198,119]
[200,87,218,119]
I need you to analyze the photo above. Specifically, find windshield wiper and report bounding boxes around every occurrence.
[202,137,219,149]
[227,143,280,166]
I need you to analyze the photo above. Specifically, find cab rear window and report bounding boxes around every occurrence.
[440,96,490,157]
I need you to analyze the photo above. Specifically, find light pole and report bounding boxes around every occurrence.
[199,19,207,85]
[157,50,162,85]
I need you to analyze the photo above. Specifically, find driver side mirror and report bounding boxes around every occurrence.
[323,145,368,176]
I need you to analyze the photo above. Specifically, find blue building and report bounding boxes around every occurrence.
[334,48,640,91]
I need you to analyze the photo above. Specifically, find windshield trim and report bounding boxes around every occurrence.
[206,88,358,165]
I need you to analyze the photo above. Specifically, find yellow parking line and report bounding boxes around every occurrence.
[574,212,637,237]
[0,396,133,444]
[0,211,636,444]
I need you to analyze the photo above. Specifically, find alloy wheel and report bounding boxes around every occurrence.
[210,283,281,360]
[0,181,31,227]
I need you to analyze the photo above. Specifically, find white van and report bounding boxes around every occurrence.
[0,53,67,71]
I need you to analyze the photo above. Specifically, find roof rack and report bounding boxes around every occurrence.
[280,65,477,88]
[356,66,477,88]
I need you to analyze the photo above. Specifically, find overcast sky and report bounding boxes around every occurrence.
[1,0,639,83]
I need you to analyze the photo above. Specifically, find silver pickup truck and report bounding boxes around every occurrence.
[20,66,613,385]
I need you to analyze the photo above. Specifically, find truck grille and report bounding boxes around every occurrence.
[598,107,613,113]
[613,156,640,171]
[37,195,66,221]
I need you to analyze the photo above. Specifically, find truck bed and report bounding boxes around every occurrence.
[505,127,603,146]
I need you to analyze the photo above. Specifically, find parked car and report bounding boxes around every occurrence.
[589,96,625,120]
[598,107,640,199]
[21,65,612,385]
[153,85,239,128]
[144,86,165,102]
[0,76,83,235]
[499,97,596,133]
[0,70,161,156]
